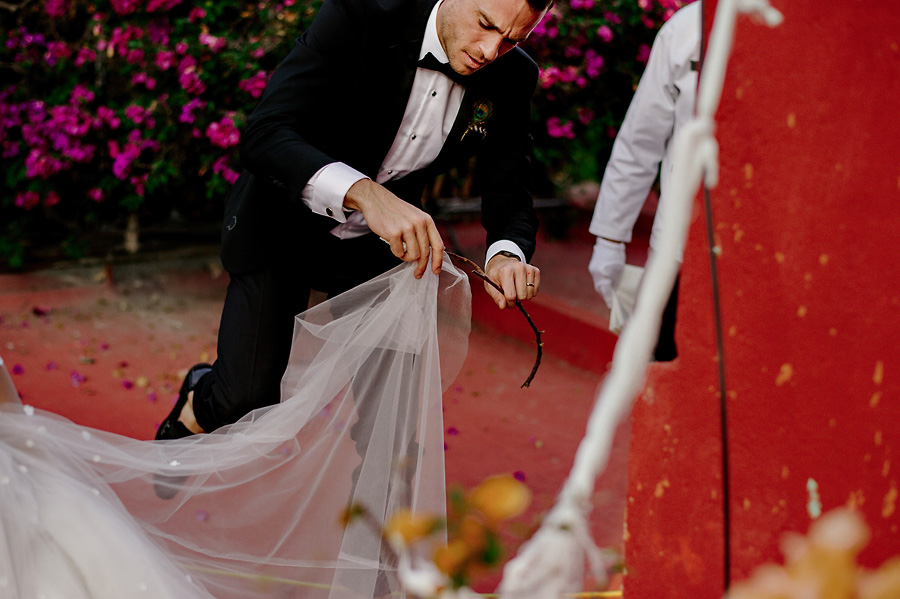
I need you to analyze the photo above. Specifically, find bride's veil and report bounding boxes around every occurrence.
[0,261,471,599]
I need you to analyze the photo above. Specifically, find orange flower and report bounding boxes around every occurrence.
[433,539,472,577]
[468,474,531,524]
[384,508,442,546]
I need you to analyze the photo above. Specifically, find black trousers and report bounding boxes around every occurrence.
[192,231,401,432]
[652,275,679,362]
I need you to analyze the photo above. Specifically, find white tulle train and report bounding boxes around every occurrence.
[0,261,471,599]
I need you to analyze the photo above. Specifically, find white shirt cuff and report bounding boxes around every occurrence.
[485,241,526,267]
[301,162,369,223]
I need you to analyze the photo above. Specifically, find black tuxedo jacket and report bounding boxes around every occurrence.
[220,0,540,274]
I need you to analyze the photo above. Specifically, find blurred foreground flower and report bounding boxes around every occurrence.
[729,508,900,599]
[342,473,533,596]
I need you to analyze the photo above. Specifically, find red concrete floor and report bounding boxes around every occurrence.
[0,211,641,593]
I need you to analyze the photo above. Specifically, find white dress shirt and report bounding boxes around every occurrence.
[588,0,700,260]
[300,0,526,265]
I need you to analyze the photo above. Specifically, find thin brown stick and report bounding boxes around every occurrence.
[446,251,543,388]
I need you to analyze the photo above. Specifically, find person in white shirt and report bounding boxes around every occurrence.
[588,0,701,361]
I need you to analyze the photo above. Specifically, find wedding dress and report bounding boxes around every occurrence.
[0,262,471,599]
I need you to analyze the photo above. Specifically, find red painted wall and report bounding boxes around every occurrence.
[624,2,900,597]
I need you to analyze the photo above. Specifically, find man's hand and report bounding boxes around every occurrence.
[484,253,540,309]
[588,237,626,309]
[344,179,444,279]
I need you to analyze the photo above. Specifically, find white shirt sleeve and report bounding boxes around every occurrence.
[588,7,685,244]
[301,162,369,223]
[485,241,526,267]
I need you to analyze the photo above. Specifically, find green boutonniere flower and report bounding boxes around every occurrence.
[462,99,493,141]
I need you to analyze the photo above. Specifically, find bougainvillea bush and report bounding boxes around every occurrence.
[0,0,686,268]
[526,0,688,188]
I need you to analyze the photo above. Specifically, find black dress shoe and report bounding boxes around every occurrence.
[153,363,212,499]
[155,363,212,441]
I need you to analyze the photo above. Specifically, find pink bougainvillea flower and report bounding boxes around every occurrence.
[179,67,206,95]
[43,190,60,207]
[577,106,594,125]
[70,84,94,105]
[130,173,148,196]
[15,190,40,210]
[206,115,240,148]
[538,65,560,89]
[636,43,652,64]
[199,32,226,53]
[75,46,97,67]
[87,187,104,203]
[212,155,240,184]
[146,0,183,11]
[45,0,70,18]
[188,6,207,22]
[178,97,207,124]
[155,50,176,70]
[597,25,613,43]
[147,20,171,45]
[546,116,575,139]
[109,0,140,15]
[125,48,145,65]
[559,65,578,83]
[96,106,120,129]
[238,70,269,98]
[585,49,605,78]
[132,72,157,90]
[44,41,72,66]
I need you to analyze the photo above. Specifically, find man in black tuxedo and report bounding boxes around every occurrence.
[157,0,552,440]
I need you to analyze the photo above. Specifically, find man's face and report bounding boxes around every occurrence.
[437,0,547,75]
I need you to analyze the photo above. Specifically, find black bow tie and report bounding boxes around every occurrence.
[417,52,468,85]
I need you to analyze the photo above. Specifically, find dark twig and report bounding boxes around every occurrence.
[446,251,543,388]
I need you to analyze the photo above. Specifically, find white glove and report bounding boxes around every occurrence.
[588,237,626,309]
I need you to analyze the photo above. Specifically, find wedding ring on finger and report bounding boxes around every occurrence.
[526,283,535,287]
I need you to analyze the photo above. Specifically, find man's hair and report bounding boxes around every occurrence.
[525,0,554,13]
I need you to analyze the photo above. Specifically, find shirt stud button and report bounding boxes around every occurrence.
[431,91,437,97]
[326,207,334,217]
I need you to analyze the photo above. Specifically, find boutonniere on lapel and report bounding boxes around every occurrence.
[461,99,493,141]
